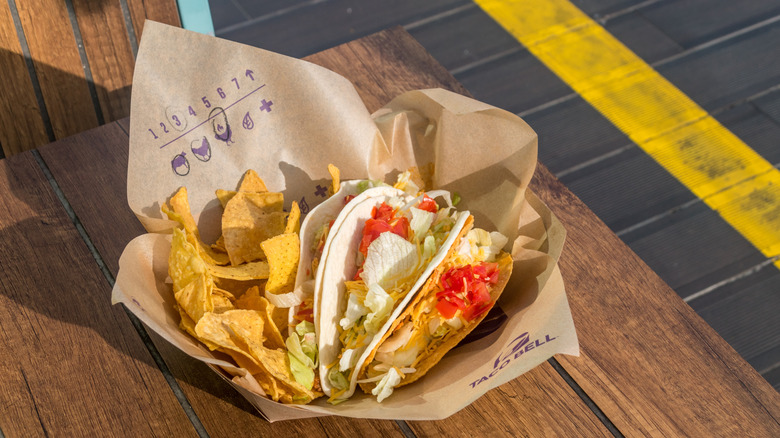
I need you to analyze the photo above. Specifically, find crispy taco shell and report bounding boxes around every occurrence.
[358,217,514,393]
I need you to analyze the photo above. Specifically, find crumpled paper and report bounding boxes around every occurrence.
[112,22,578,422]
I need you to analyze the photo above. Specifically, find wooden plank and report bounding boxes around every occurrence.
[753,87,780,122]
[640,0,780,48]
[217,0,470,58]
[626,204,766,297]
[657,21,780,111]
[41,123,407,437]
[558,102,780,296]
[304,27,469,112]
[71,0,136,123]
[407,362,611,437]
[0,1,49,156]
[604,11,683,63]
[693,268,780,374]
[127,0,181,42]
[453,49,571,115]
[15,0,99,140]
[232,0,309,20]
[406,4,518,72]
[41,29,609,434]
[530,163,780,436]
[523,97,631,175]
[0,152,196,436]
[209,0,250,32]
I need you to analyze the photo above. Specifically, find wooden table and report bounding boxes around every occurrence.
[1,28,778,437]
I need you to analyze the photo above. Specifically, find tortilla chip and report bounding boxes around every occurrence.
[235,286,285,350]
[238,169,268,193]
[216,170,270,208]
[206,260,270,281]
[285,201,301,235]
[239,329,319,404]
[211,235,226,253]
[222,192,287,265]
[216,189,234,209]
[328,163,340,196]
[213,287,237,301]
[164,189,230,266]
[212,293,235,314]
[260,233,299,295]
[175,274,214,323]
[165,187,199,236]
[169,228,206,293]
[178,307,221,350]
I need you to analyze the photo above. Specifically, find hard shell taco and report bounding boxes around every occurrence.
[356,216,513,401]
[317,185,471,402]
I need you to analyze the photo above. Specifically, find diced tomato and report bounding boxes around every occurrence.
[358,203,410,256]
[417,195,438,213]
[295,306,314,323]
[359,219,393,255]
[435,262,497,322]
[344,194,356,204]
[372,202,395,222]
[436,299,459,319]
[390,216,409,240]
[463,302,491,322]
[470,282,491,305]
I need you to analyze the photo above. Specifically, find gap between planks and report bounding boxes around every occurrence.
[63,0,104,125]
[6,0,55,144]
[30,147,211,438]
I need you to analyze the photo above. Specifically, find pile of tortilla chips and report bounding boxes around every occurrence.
[163,169,320,404]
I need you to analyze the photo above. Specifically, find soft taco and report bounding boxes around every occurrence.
[356,216,513,401]
[317,186,471,402]
[283,169,389,390]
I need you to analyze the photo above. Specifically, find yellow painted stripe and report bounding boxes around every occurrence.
[475,0,780,268]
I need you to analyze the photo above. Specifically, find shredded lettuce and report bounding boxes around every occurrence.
[296,320,315,337]
[364,283,394,334]
[339,348,359,372]
[340,292,368,331]
[286,321,319,389]
[421,235,436,263]
[361,232,419,290]
[287,352,314,389]
[372,368,403,402]
[409,207,434,239]
[357,179,386,193]
[328,369,349,391]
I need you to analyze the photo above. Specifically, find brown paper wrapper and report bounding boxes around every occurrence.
[112,22,579,422]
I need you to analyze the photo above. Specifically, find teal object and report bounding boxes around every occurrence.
[177,0,215,36]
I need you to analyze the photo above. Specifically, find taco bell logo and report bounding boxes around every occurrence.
[470,331,557,389]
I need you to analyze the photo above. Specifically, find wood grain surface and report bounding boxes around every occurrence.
[14,0,99,140]
[35,29,608,435]
[39,118,407,438]
[25,26,780,436]
[0,152,196,436]
[71,0,136,123]
[0,1,49,156]
[127,0,182,43]
[530,165,780,436]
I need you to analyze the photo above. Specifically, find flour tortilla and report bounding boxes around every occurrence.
[358,217,514,393]
[317,188,469,399]
[289,180,362,334]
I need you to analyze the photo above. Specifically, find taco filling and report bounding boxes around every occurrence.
[326,193,461,402]
[357,221,513,402]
